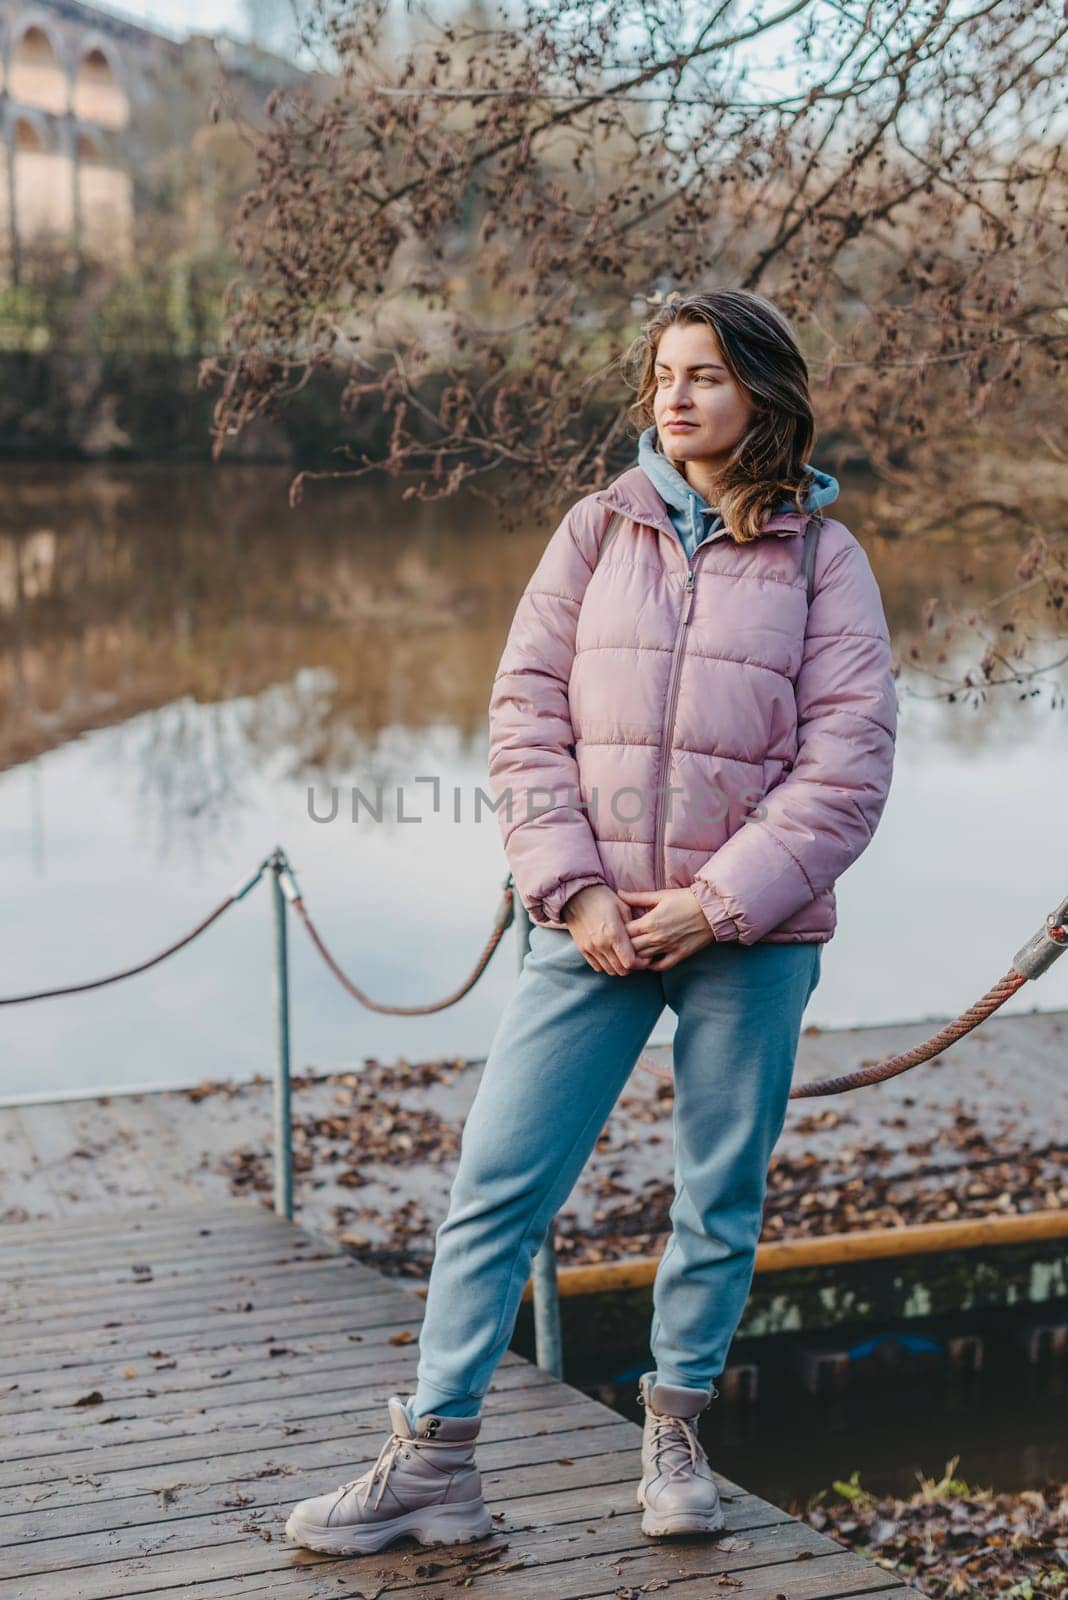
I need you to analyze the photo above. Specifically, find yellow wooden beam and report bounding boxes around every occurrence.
[407,1208,1068,1302]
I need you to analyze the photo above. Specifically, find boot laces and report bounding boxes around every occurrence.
[644,1405,708,1481]
[337,1429,410,1513]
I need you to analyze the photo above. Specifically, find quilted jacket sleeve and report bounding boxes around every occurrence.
[486,501,608,927]
[689,531,898,945]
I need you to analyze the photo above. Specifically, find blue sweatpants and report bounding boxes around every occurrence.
[409,922,822,1419]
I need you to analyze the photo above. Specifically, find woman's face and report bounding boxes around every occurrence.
[651,321,757,470]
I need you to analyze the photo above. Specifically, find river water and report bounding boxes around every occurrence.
[2,463,1066,1102]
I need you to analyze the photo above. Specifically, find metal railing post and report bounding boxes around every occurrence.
[270,852,294,1220]
[516,898,564,1378]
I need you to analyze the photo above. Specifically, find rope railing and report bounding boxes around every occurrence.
[633,894,1067,1100]
[0,858,271,1006]
[275,855,516,1014]
[635,968,1029,1099]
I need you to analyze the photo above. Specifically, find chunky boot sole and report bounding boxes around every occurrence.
[637,1482,725,1538]
[285,1497,494,1555]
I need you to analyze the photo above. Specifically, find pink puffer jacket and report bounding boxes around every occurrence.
[487,466,897,945]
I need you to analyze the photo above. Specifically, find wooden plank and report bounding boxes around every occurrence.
[0,1268,381,1330]
[0,1359,552,1491]
[0,1282,422,1366]
[0,1224,350,1266]
[0,1195,264,1244]
[2,1110,69,1220]
[0,1260,370,1324]
[0,1209,282,1260]
[0,1294,427,1375]
[0,1531,905,1600]
[2,1404,652,1561]
[0,1198,922,1600]
[0,1280,416,1356]
[2,1257,402,1322]
[0,1222,320,1274]
[209,1574,909,1600]
[5,1410,640,1505]
[2,1334,452,1437]
[0,1378,590,1507]
[162,1494,774,1600]
[74,1098,174,1208]
[6,1106,83,1218]
[84,1098,188,1211]
[4,1338,574,1443]
[2,1339,444,1433]
[0,1440,765,1578]
[3,1498,807,1595]
[0,1300,422,1389]
[149,1088,254,1207]
[197,1541,899,1600]
[87,1093,206,1203]
[0,1228,379,1281]
[0,1246,351,1304]
[0,1238,325,1293]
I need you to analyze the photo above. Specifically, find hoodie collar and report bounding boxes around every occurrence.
[595,423,840,541]
[638,424,719,526]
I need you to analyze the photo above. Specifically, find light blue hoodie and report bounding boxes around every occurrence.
[636,423,840,561]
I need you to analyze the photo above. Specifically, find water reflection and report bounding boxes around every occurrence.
[1,465,1065,1099]
[3,461,1063,777]
[0,463,520,773]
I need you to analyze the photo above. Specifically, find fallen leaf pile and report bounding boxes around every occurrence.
[800,1461,1068,1596]
[551,1108,1066,1268]
[202,1059,1066,1278]
[332,1195,438,1277]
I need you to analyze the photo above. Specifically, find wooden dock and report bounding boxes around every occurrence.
[0,1198,925,1600]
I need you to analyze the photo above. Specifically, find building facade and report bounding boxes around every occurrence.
[0,0,304,279]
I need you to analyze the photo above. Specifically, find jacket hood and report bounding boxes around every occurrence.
[627,422,838,538]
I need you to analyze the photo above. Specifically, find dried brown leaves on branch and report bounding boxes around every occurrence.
[202,0,1068,701]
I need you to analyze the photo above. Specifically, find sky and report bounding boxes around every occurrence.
[101,0,797,69]
[110,0,248,40]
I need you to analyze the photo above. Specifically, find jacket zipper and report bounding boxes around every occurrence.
[652,545,707,888]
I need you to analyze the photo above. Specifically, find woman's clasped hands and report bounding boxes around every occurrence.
[560,883,715,975]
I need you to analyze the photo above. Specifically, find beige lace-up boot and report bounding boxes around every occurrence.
[636,1371,725,1537]
[285,1396,493,1554]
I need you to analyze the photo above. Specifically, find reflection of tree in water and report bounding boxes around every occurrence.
[99,696,253,864]
[0,463,506,774]
[898,680,1065,759]
[93,666,479,852]
[1,464,1064,785]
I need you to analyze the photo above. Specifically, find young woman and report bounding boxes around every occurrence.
[286,288,898,1554]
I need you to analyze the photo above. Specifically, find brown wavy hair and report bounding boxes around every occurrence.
[620,288,820,545]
